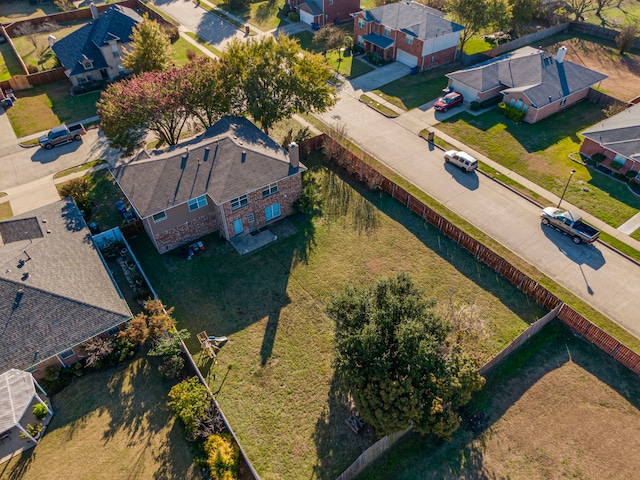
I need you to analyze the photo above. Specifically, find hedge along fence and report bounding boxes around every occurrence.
[299,134,640,376]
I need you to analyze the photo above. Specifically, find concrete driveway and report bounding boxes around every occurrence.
[152,0,247,50]
[319,86,640,340]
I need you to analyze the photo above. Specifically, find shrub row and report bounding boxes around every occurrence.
[497,102,526,122]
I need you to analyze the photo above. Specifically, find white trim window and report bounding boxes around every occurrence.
[383,26,391,37]
[405,34,413,45]
[262,183,278,198]
[59,348,74,360]
[265,203,281,221]
[188,195,208,211]
[358,17,365,29]
[152,211,167,223]
[357,35,364,47]
[231,194,249,210]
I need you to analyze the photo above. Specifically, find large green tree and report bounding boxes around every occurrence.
[327,272,485,438]
[123,13,173,74]
[446,0,491,52]
[223,35,337,135]
[313,24,348,55]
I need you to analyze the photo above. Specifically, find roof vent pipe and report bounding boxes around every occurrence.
[241,151,246,163]
[556,46,567,63]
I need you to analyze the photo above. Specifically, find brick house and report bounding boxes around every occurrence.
[353,1,463,71]
[52,3,142,89]
[287,0,360,26]
[111,117,307,253]
[0,199,132,378]
[580,103,640,175]
[446,46,607,122]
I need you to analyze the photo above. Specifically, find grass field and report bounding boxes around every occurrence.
[6,80,100,137]
[0,41,24,80]
[207,0,288,31]
[0,1,60,23]
[0,355,199,480]
[128,155,545,479]
[11,22,86,72]
[437,101,640,228]
[293,31,374,79]
[356,320,640,479]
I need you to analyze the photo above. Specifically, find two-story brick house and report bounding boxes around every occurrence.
[353,1,464,71]
[52,3,142,90]
[287,0,360,26]
[111,117,306,253]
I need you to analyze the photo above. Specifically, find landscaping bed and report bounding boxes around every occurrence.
[128,154,545,479]
[356,320,640,479]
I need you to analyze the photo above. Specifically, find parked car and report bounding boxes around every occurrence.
[444,150,478,172]
[38,123,86,149]
[540,207,600,244]
[434,92,464,112]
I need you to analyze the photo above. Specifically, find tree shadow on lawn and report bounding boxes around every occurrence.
[439,100,605,154]
[355,320,640,479]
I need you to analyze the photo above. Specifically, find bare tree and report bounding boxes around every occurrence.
[82,336,115,368]
[616,19,640,54]
[563,0,594,21]
[14,23,41,52]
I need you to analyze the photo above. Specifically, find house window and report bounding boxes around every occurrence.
[384,26,391,37]
[509,98,516,107]
[247,213,255,223]
[59,349,74,360]
[515,99,523,110]
[262,183,278,197]
[329,0,333,4]
[188,195,207,211]
[265,203,281,221]
[358,18,364,29]
[231,194,249,210]
[357,35,364,47]
[523,104,528,113]
[152,211,167,223]
[111,43,119,57]
[560,97,567,106]
[405,34,413,45]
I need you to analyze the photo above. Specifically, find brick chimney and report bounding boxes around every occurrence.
[289,142,299,169]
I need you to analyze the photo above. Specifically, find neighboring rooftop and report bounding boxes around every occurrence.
[582,103,640,162]
[361,2,463,41]
[0,199,132,373]
[111,116,306,218]
[447,46,607,106]
[52,4,142,76]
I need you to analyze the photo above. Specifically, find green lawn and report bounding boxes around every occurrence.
[172,35,207,65]
[6,79,100,137]
[184,31,223,57]
[11,22,86,72]
[128,154,545,479]
[293,31,374,79]
[0,41,25,80]
[372,63,460,110]
[356,320,640,479]
[0,354,199,480]
[0,1,61,23]
[56,169,130,231]
[207,0,288,31]
[462,36,493,54]
[437,101,640,228]
[580,0,640,28]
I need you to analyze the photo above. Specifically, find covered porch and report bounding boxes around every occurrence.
[362,33,394,60]
[0,370,54,465]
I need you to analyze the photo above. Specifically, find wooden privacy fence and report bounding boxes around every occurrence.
[299,134,640,376]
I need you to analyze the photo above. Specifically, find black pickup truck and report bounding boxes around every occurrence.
[38,123,86,149]
[540,207,600,244]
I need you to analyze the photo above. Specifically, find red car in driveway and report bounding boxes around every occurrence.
[434,92,464,112]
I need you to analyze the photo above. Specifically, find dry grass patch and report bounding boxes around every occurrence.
[357,321,640,479]
[0,356,198,480]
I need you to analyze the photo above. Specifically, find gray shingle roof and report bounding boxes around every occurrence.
[582,104,640,161]
[0,199,132,373]
[447,46,607,106]
[362,2,463,41]
[52,5,141,77]
[111,117,306,218]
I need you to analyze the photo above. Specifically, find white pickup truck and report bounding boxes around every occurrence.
[540,207,600,244]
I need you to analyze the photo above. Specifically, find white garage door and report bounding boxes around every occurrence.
[396,50,418,67]
[300,9,314,25]
[448,81,477,104]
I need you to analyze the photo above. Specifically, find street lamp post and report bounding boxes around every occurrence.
[558,169,576,208]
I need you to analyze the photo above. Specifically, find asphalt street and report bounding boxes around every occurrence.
[319,78,640,339]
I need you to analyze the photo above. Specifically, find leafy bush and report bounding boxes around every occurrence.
[288,11,299,21]
[59,178,92,217]
[204,433,240,480]
[591,153,606,163]
[497,102,526,123]
[159,354,185,378]
[168,377,212,440]
[280,3,290,15]
[38,363,83,395]
[27,64,39,74]
[352,44,364,55]
[33,403,49,421]
[20,423,43,439]
[82,336,115,369]
[470,101,480,111]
